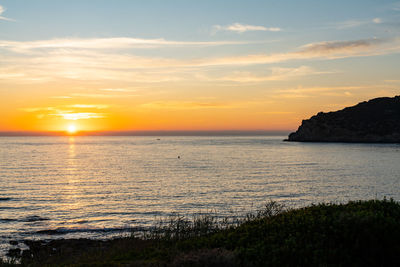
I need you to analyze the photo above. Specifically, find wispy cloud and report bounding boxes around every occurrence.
[1,37,399,85]
[277,85,365,94]
[213,23,281,34]
[297,38,385,55]
[52,112,105,120]
[271,85,372,99]
[392,2,400,11]
[71,93,138,98]
[0,5,14,21]
[0,37,251,52]
[20,105,108,120]
[99,88,136,92]
[66,104,109,109]
[196,38,399,67]
[332,18,383,29]
[269,83,399,100]
[219,66,327,83]
[384,79,400,83]
[20,107,56,113]
[140,101,237,110]
[372,18,382,24]
[49,96,73,99]
[334,19,365,29]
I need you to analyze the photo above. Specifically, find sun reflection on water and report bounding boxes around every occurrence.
[64,136,85,214]
[68,137,75,159]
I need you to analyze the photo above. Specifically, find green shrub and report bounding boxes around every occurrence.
[15,199,400,266]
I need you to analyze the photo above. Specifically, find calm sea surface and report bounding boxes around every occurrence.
[1,136,399,255]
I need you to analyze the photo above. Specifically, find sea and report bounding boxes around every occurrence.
[0,136,399,256]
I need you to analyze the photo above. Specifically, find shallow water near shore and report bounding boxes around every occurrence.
[0,136,399,256]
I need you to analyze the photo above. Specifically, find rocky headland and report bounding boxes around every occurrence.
[287,96,400,142]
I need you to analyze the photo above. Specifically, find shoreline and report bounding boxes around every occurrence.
[3,199,400,266]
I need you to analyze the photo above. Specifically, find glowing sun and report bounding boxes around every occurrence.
[67,124,77,134]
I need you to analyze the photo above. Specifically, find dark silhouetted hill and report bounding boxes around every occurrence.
[287,96,400,142]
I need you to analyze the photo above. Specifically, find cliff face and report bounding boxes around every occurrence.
[287,96,400,142]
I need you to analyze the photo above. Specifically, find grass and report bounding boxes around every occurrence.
[3,199,400,266]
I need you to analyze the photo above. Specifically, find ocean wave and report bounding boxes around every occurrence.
[0,216,50,223]
[21,216,50,222]
[0,218,18,222]
[35,226,136,235]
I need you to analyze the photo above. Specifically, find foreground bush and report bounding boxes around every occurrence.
[7,199,400,266]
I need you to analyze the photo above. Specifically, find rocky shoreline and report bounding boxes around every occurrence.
[287,96,400,143]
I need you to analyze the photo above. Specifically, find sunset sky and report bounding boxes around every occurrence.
[1,0,400,133]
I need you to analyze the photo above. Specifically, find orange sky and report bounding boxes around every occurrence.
[1,1,400,134]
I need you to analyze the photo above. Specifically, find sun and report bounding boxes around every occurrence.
[67,124,77,134]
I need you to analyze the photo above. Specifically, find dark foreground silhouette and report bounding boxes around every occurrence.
[287,95,400,142]
[2,199,400,266]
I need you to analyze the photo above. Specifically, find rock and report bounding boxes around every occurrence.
[286,96,400,142]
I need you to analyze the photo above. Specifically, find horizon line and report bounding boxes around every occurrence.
[0,130,292,137]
